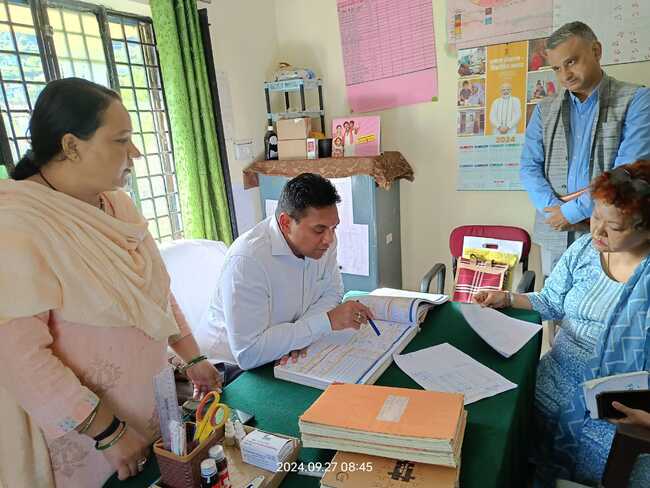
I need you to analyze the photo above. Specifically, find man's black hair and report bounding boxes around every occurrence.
[276,173,341,221]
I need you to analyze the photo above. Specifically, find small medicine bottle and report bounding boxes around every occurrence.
[208,444,231,488]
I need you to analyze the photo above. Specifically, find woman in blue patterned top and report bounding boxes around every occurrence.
[476,160,650,487]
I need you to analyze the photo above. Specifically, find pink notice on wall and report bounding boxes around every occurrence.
[337,0,438,113]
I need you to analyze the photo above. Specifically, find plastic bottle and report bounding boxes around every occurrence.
[200,458,220,488]
[264,125,278,160]
[208,444,232,488]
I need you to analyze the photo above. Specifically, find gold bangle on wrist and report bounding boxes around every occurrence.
[181,354,207,373]
[95,422,128,451]
[78,398,102,435]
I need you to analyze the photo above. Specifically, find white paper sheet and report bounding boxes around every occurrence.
[394,343,517,405]
[459,303,542,358]
[264,199,278,219]
[370,287,448,305]
[336,223,369,276]
[330,177,354,225]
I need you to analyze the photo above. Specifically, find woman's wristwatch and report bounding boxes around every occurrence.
[505,291,513,308]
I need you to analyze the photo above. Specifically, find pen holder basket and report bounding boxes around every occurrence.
[153,423,224,488]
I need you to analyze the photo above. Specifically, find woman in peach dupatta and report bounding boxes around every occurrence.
[0,78,221,488]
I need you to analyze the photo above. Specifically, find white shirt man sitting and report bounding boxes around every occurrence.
[205,173,372,370]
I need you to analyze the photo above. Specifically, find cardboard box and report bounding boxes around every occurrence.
[278,139,307,160]
[277,117,311,140]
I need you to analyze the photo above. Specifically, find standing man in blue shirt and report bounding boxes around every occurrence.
[520,21,650,275]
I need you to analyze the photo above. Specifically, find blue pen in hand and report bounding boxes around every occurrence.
[368,318,381,336]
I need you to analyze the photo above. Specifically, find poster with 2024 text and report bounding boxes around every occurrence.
[456,38,557,190]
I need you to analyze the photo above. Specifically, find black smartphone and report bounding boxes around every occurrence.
[596,389,650,419]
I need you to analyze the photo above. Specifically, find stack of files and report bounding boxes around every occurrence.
[459,303,542,358]
[274,288,448,389]
[299,384,467,467]
[320,451,460,488]
[240,429,294,472]
[582,371,649,419]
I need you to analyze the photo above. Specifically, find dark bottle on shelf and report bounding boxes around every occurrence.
[264,125,278,160]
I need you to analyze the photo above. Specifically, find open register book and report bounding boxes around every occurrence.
[273,288,447,389]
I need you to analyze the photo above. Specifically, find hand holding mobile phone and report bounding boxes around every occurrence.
[596,390,650,419]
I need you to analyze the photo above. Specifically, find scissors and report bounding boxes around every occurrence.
[193,390,230,443]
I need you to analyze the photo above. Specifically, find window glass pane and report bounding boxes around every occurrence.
[148,221,160,240]
[147,154,162,174]
[81,14,99,36]
[121,88,136,110]
[143,45,157,66]
[150,175,165,196]
[143,133,158,155]
[73,59,91,79]
[4,83,28,110]
[48,9,62,30]
[140,111,154,132]
[109,21,123,40]
[127,41,142,64]
[8,4,32,25]
[14,26,38,53]
[21,54,46,81]
[147,66,161,89]
[12,111,29,136]
[91,62,108,86]
[124,23,138,41]
[62,11,81,33]
[135,88,150,110]
[26,83,43,107]
[131,65,146,87]
[133,156,147,176]
[0,23,15,50]
[0,54,21,80]
[68,33,85,58]
[158,216,171,237]
[59,58,73,77]
[53,32,69,57]
[154,196,168,216]
[86,37,103,60]
[16,137,28,157]
[116,63,131,86]
[112,40,127,62]
[140,198,155,219]
[129,112,141,133]
[137,177,152,199]
[0,3,7,22]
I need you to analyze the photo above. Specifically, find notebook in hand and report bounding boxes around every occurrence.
[273,289,447,389]
[582,371,649,419]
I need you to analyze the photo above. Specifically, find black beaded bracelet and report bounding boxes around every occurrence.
[93,416,121,442]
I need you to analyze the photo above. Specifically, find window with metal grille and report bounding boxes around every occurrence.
[0,0,183,242]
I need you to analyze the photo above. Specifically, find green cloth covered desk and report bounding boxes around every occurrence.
[105,302,541,488]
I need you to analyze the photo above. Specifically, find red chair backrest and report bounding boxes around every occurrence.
[449,225,532,261]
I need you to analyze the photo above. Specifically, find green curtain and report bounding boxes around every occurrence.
[150,0,233,244]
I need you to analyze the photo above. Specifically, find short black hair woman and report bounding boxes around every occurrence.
[0,78,221,487]
[475,160,650,487]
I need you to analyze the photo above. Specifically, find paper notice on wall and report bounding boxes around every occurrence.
[554,0,650,66]
[337,0,438,112]
[265,199,278,219]
[447,0,553,49]
[330,177,353,225]
[337,224,369,276]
